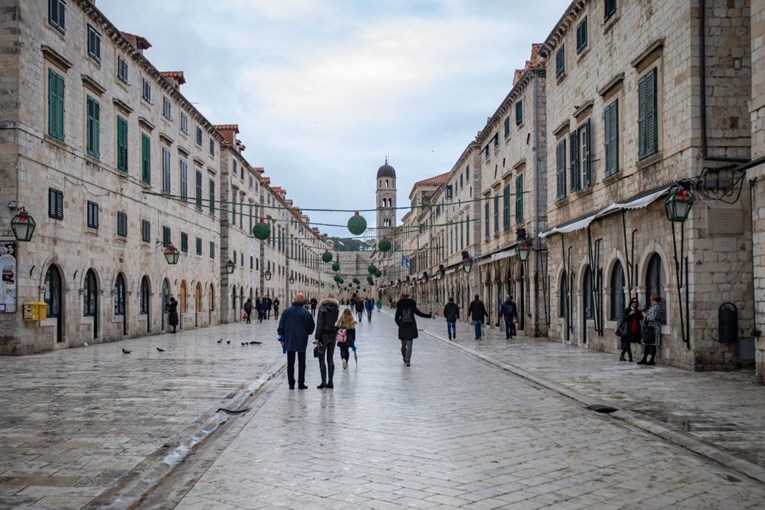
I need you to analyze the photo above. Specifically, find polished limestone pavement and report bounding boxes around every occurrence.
[1,308,765,509]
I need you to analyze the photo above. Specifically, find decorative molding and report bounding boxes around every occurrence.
[573,100,594,122]
[138,116,155,131]
[597,73,625,98]
[112,98,133,114]
[41,44,73,71]
[81,74,106,96]
[553,119,570,138]
[631,38,665,72]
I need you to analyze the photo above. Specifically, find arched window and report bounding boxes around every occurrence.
[385,179,389,188]
[583,266,594,320]
[645,253,666,324]
[114,273,126,316]
[559,270,569,318]
[84,269,97,317]
[609,261,625,320]
[44,265,62,318]
[140,276,150,314]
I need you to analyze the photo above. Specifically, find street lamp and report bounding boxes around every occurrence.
[164,244,180,265]
[461,251,472,273]
[225,259,236,274]
[10,207,36,242]
[289,275,295,285]
[665,184,694,350]
[664,186,694,222]
[264,269,272,281]
[516,240,530,262]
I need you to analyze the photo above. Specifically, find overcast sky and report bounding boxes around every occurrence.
[98,0,571,238]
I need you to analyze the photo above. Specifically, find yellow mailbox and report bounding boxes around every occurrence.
[23,301,48,321]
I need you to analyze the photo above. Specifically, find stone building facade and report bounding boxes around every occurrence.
[0,0,326,354]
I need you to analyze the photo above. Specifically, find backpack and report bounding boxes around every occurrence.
[335,328,347,343]
[400,306,415,325]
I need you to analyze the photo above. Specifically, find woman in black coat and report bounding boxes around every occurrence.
[619,298,643,362]
[167,297,179,333]
[314,294,340,389]
[394,293,432,366]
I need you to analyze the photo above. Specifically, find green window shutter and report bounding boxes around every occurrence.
[515,174,524,222]
[484,202,490,238]
[556,140,566,200]
[141,133,151,184]
[48,69,65,140]
[493,194,499,233]
[116,116,128,171]
[604,101,619,176]
[570,130,579,192]
[582,119,591,188]
[638,69,658,159]
[503,184,510,230]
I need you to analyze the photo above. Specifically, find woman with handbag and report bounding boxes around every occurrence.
[618,298,643,362]
[335,308,357,369]
[638,295,664,365]
[314,293,340,388]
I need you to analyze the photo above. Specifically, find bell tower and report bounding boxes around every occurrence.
[375,158,397,240]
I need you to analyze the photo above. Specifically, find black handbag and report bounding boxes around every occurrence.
[615,320,627,338]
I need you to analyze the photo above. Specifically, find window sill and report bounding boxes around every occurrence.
[637,152,663,170]
[603,13,620,35]
[602,170,624,186]
[45,134,67,149]
[572,186,594,199]
[576,46,590,61]
[556,72,567,85]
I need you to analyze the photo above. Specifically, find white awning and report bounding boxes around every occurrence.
[538,213,598,238]
[478,247,517,266]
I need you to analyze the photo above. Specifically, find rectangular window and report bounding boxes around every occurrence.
[503,184,511,230]
[141,133,151,184]
[48,0,66,32]
[116,116,128,171]
[556,140,567,200]
[503,116,511,138]
[233,160,237,177]
[86,96,100,158]
[576,17,588,53]
[195,170,203,210]
[466,165,470,180]
[141,219,150,242]
[180,232,188,253]
[605,0,617,21]
[161,147,171,193]
[196,237,202,256]
[515,174,524,222]
[87,25,101,62]
[446,184,453,199]
[231,195,237,225]
[604,100,620,176]
[117,56,128,83]
[117,211,127,237]
[141,78,151,102]
[556,46,565,77]
[515,100,523,125]
[484,201,490,239]
[209,178,215,216]
[48,188,64,220]
[195,126,202,145]
[638,67,658,159]
[570,130,580,192]
[209,241,215,259]
[47,69,65,140]
[209,138,215,157]
[180,112,188,134]
[493,194,499,233]
[86,201,99,229]
[162,96,172,119]
[180,159,188,201]
[162,226,171,247]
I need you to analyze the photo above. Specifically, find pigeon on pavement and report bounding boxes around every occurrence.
[217,338,223,344]
[122,348,131,354]
[156,347,165,352]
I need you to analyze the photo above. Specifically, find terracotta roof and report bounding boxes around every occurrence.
[262,177,271,185]
[254,167,264,174]
[122,32,152,50]
[415,172,449,187]
[160,71,186,84]
[271,186,283,194]
[214,124,239,133]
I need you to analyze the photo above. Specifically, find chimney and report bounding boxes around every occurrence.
[214,124,240,146]
[160,71,186,90]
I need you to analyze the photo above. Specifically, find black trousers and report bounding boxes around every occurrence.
[619,338,633,360]
[286,351,306,387]
[317,341,336,384]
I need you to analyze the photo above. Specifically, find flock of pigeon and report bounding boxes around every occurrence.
[121,338,261,354]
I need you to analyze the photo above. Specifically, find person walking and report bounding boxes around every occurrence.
[500,295,519,339]
[243,298,253,324]
[264,297,273,319]
[167,296,179,333]
[364,296,374,322]
[255,297,264,323]
[395,292,432,366]
[637,295,664,365]
[443,296,459,340]
[335,308,357,369]
[619,298,643,362]
[314,293,341,389]
[468,295,488,340]
[354,297,364,323]
[273,297,280,318]
[277,293,315,390]
[310,297,318,316]
[375,297,382,312]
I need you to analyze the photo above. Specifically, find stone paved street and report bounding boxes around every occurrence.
[1,308,765,509]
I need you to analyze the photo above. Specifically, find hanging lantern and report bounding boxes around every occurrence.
[516,240,531,262]
[322,251,333,263]
[225,259,236,274]
[164,244,180,265]
[374,270,382,278]
[10,208,36,242]
[378,239,391,252]
[368,264,377,274]
[347,211,367,235]
[264,269,272,281]
[252,219,271,240]
[332,262,340,272]
[664,186,694,223]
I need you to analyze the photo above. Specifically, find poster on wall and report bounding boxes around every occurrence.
[0,241,17,313]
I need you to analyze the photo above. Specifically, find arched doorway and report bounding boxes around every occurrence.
[114,273,127,336]
[208,283,215,324]
[140,276,151,333]
[179,280,188,330]
[610,261,626,320]
[559,270,570,343]
[83,269,98,340]
[44,265,63,344]
[582,265,594,344]
[645,253,666,324]
[161,278,170,331]
[195,282,202,327]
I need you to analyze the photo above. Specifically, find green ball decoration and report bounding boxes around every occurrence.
[379,239,391,252]
[338,277,344,284]
[368,264,377,274]
[352,277,360,285]
[374,270,382,278]
[252,221,271,240]
[334,275,341,283]
[347,211,367,235]
[367,276,374,285]
[322,251,333,263]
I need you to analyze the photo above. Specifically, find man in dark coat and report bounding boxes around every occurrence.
[243,298,253,323]
[314,293,340,389]
[273,297,280,317]
[500,295,519,339]
[277,293,315,390]
[394,293,432,366]
[468,295,488,340]
[310,297,318,316]
[264,297,273,319]
[167,296,179,333]
[443,296,459,340]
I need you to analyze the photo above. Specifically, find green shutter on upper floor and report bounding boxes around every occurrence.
[638,68,657,159]
[556,140,566,200]
[86,96,100,158]
[141,133,151,184]
[503,184,511,230]
[48,69,65,140]
[116,116,128,171]
[604,100,619,176]
[515,174,524,222]
[569,130,580,192]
